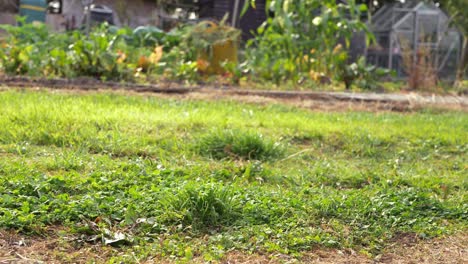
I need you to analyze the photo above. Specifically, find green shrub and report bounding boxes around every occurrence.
[195,129,284,160]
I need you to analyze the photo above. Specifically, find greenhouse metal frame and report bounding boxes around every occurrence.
[367,1,462,79]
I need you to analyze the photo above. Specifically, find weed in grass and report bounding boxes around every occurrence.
[195,129,284,161]
[159,183,242,231]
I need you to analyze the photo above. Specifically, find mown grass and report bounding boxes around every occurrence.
[0,89,466,262]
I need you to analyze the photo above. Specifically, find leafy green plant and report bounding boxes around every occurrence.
[245,0,373,85]
[0,20,55,76]
[221,61,248,85]
[120,25,182,49]
[0,20,189,82]
[337,57,392,90]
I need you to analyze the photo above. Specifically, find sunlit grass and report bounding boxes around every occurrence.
[0,89,466,262]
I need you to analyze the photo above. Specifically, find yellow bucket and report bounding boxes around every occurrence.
[196,21,238,75]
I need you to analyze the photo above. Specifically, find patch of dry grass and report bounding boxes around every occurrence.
[2,230,466,263]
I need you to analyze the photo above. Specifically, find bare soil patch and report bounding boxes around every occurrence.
[169,91,429,112]
[0,229,115,264]
[378,233,468,264]
[1,77,466,112]
[5,86,466,113]
[1,230,466,263]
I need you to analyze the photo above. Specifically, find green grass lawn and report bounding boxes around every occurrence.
[0,90,466,262]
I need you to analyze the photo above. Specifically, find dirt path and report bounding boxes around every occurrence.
[1,230,466,263]
[157,89,468,112]
[0,77,467,112]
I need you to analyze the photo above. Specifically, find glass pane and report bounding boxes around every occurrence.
[396,31,414,50]
[417,13,439,43]
[396,12,414,31]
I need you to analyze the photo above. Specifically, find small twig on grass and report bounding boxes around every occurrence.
[279,148,315,162]
[15,252,44,263]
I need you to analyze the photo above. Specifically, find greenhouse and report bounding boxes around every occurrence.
[367,1,463,80]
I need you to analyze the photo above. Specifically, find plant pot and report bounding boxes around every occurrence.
[191,20,239,75]
[198,40,238,75]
